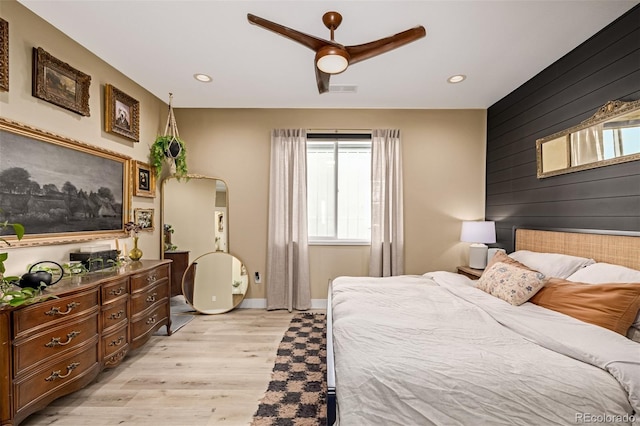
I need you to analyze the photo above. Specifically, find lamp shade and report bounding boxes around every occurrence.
[460,221,496,244]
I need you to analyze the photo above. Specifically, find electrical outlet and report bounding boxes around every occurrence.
[255,272,261,284]
[211,295,216,302]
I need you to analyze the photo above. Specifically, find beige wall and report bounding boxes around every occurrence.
[2,1,487,303]
[1,1,165,276]
[174,108,487,300]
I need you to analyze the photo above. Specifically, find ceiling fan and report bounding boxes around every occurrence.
[247,11,426,94]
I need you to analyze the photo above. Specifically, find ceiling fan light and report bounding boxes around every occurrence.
[316,46,350,74]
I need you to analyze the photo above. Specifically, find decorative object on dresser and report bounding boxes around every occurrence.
[32,47,91,116]
[0,118,131,248]
[0,18,8,92]
[150,93,188,180]
[460,220,496,269]
[132,160,156,198]
[164,250,189,297]
[104,84,140,142]
[456,265,483,280]
[0,259,171,426]
[125,221,143,261]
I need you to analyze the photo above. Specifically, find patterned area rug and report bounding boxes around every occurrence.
[251,312,327,426]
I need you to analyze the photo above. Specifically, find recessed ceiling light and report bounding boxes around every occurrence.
[194,73,212,83]
[447,74,466,84]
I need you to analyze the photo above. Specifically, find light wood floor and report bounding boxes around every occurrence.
[21,309,301,426]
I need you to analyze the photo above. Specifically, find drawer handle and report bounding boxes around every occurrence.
[45,362,80,382]
[109,286,125,296]
[146,275,157,283]
[109,310,125,320]
[45,331,81,348]
[105,351,126,366]
[146,314,157,325]
[45,302,80,316]
[146,293,157,303]
[109,336,125,347]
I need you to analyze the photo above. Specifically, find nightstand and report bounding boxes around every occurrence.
[457,265,483,280]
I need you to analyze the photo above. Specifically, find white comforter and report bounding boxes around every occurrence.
[331,272,640,425]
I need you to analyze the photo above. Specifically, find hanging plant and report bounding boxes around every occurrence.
[149,93,188,180]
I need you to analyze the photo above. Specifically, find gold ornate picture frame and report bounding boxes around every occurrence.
[105,84,140,142]
[134,208,154,232]
[0,18,8,92]
[132,160,156,198]
[0,118,131,247]
[32,47,91,116]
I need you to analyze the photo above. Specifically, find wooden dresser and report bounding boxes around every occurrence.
[0,259,171,426]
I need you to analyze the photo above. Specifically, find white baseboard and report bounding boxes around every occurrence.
[238,298,327,310]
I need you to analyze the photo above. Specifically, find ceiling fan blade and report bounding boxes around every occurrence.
[247,13,335,52]
[345,26,426,65]
[315,64,331,94]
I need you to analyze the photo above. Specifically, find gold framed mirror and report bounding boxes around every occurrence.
[182,252,248,314]
[536,99,640,178]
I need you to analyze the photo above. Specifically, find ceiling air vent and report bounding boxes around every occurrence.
[328,84,358,94]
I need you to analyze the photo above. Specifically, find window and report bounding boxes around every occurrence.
[307,133,371,244]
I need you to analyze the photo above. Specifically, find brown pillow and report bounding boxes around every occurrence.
[529,279,640,335]
[483,250,534,275]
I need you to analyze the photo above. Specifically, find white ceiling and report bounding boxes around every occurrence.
[18,0,639,109]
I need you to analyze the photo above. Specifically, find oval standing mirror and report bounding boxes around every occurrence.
[182,252,248,314]
[162,175,232,299]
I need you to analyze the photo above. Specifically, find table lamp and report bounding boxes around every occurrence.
[460,221,496,269]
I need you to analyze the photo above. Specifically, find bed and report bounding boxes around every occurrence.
[326,227,640,425]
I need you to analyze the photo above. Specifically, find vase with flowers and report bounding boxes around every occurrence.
[124,221,143,261]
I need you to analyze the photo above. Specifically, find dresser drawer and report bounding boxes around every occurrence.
[101,299,128,333]
[102,325,129,361]
[130,265,169,293]
[130,281,169,314]
[130,304,168,343]
[13,339,99,412]
[13,313,98,377]
[13,290,99,338]
[101,277,129,304]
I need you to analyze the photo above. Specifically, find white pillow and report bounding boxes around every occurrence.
[565,262,640,284]
[508,250,595,279]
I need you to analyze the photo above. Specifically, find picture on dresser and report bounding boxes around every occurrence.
[0,118,131,247]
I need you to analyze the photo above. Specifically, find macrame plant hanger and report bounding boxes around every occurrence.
[163,93,183,160]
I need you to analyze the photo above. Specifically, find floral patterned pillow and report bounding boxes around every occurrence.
[477,262,548,306]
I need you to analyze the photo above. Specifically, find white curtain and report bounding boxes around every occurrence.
[266,129,311,311]
[369,129,404,277]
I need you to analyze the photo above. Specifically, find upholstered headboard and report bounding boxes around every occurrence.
[513,227,640,270]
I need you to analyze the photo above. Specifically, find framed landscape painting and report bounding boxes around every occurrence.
[0,118,131,247]
[32,47,91,116]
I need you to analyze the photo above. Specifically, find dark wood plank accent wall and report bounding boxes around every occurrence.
[486,4,640,252]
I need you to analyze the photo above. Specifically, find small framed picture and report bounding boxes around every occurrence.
[105,84,140,142]
[0,18,8,92]
[132,160,156,198]
[32,47,91,116]
[134,208,154,232]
